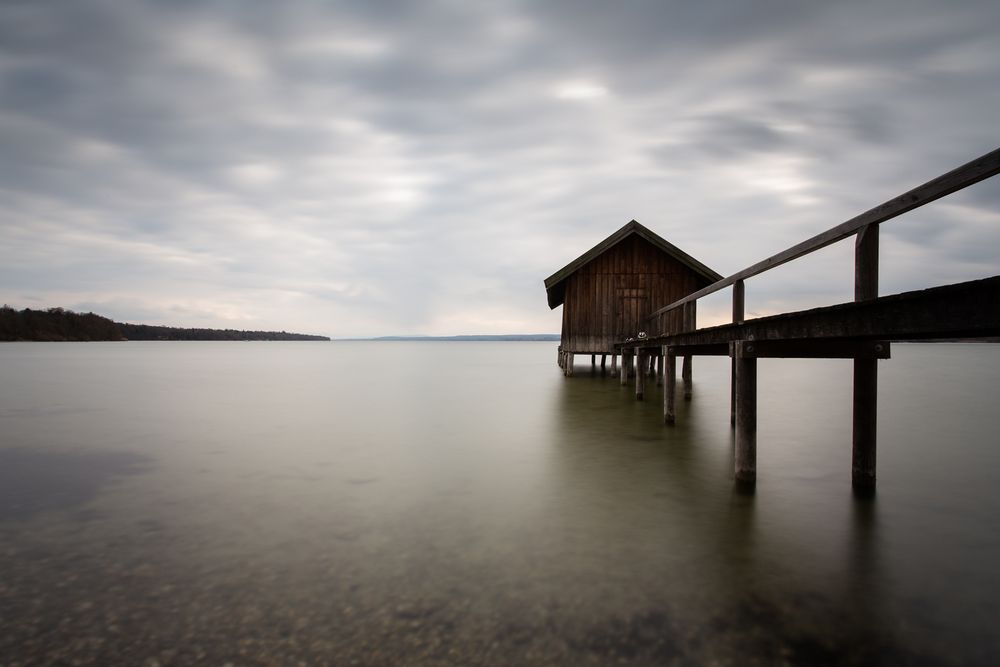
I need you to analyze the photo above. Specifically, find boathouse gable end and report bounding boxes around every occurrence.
[544,220,722,355]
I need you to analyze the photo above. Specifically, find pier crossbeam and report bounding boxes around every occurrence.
[619,275,1000,352]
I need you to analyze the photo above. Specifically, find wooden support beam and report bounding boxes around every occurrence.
[565,353,573,377]
[664,346,676,425]
[682,355,693,400]
[668,343,729,356]
[733,341,757,484]
[852,224,879,488]
[737,340,890,359]
[591,353,596,368]
[620,351,629,386]
[610,354,617,375]
[636,351,646,400]
[730,282,743,428]
[600,354,606,372]
[638,276,1000,347]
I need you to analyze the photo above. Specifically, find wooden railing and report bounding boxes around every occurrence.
[647,147,1000,335]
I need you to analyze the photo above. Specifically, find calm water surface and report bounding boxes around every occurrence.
[1,341,999,665]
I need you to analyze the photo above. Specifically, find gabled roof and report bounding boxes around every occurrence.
[543,220,723,309]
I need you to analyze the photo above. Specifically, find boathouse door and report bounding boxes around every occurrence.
[617,287,648,338]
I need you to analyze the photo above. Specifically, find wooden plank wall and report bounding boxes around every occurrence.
[561,235,709,353]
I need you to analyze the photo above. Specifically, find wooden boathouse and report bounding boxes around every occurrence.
[544,220,722,374]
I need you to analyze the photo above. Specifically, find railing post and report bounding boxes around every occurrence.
[853,224,879,488]
[731,280,745,426]
[733,280,745,324]
[855,224,879,301]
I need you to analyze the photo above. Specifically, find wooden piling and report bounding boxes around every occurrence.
[620,351,628,386]
[731,280,745,426]
[636,351,646,400]
[600,354,606,372]
[610,354,617,375]
[664,346,676,424]
[682,355,693,400]
[730,358,737,426]
[853,223,879,488]
[655,354,662,386]
[734,341,757,484]
[591,354,596,368]
[565,352,574,377]
[853,359,877,488]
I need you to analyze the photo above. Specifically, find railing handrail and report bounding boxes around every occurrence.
[649,147,1000,322]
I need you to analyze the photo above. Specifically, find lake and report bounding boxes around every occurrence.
[1,341,998,665]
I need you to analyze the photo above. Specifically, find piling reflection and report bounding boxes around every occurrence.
[548,362,923,663]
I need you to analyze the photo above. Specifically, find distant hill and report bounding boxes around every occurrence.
[0,306,330,341]
[362,334,560,341]
[0,306,123,341]
[118,322,329,341]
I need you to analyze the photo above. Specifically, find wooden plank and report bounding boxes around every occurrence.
[666,343,729,356]
[649,147,1000,320]
[635,276,1000,347]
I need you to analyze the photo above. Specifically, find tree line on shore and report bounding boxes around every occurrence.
[0,306,329,341]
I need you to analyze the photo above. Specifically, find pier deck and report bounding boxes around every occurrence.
[610,147,1000,489]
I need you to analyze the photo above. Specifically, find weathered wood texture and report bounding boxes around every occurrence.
[853,358,878,488]
[636,352,646,400]
[734,340,890,359]
[557,234,716,354]
[855,224,879,301]
[734,341,757,483]
[664,346,676,424]
[624,276,1000,349]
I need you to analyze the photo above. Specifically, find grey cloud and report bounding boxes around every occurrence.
[0,0,998,335]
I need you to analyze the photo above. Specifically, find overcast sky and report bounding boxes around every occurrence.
[1,1,998,337]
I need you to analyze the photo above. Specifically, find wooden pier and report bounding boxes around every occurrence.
[613,147,1000,489]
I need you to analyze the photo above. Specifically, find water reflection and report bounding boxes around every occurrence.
[548,359,937,663]
[0,447,152,521]
[0,342,996,664]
